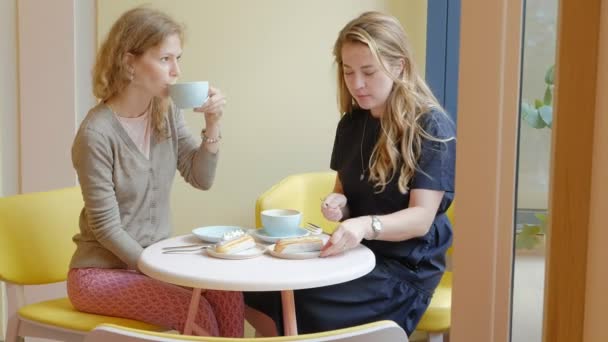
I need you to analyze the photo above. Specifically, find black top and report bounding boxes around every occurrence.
[330,108,456,290]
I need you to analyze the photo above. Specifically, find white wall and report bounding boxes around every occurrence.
[0,0,19,198]
[75,0,98,125]
[0,0,96,339]
[18,0,77,192]
[0,0,18,337]
[97,0,429,235]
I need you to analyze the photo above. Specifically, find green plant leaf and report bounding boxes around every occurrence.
[544,86,553,106]
[534,213,547,233]
[516,232,539,249]
[545,65,555,85]
[516,234,534,249]
[522,224,541,235]
[522,102,547,128]
[539,105,553,128]
[534,99,544,109]
[516,224,543,249]
[534,213,547,222]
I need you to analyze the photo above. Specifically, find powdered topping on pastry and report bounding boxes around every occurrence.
[221,229,244,241]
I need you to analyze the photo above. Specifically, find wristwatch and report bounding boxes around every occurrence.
[368,215,382,240]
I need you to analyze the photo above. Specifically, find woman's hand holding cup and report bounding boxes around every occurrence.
[194,86,226,127]
[321,193,347,222]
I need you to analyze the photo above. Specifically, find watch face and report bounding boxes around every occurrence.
[372,217,382,231]
[368,216,381,240]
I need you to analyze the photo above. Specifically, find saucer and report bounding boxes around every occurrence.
[267,244,321,259]
[206,244,266,260]
[192,226,244,243]
[248,227,309,243]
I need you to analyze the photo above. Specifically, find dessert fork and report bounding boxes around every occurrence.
[162,244,213,254]
[304,223,323,235]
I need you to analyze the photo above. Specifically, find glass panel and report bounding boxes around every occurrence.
[512,0,558,341]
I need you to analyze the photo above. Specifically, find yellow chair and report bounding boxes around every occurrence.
[414,203,454,342]
[255,171,339,234]
[0,187,162,342]
[84,320,408,342]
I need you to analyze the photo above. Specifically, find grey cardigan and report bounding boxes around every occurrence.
[70,103,218,269]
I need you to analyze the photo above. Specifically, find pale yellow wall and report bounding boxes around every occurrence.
[390,0,427,75]
[97,0,429,235]
[0,1,427,335]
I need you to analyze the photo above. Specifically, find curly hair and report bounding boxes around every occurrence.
[333,11,452,193]
[93,7,184,139]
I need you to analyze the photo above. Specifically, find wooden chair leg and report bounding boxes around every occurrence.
[5,314,21,342]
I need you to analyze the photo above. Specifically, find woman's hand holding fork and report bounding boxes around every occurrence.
[321,193,347,222]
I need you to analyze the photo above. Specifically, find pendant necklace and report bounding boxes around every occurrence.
[359,114,369,181]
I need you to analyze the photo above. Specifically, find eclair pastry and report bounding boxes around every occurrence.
[215,232,256,254]
[274,236,323,254]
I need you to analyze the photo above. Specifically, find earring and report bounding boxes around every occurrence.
[126,67,134,81]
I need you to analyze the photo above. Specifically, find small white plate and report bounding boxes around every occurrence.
[192,226,244,243]
[266,243,321,259]
[206,244,266,260]
[248,228,309,243]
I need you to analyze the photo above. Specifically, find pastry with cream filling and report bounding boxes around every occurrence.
[274,236,323,254]
[215,230,255,254]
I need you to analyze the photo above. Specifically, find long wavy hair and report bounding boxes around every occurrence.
[93,7,184,139]
[334,11,451,193]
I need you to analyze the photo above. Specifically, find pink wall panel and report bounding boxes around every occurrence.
[18,0,77,192]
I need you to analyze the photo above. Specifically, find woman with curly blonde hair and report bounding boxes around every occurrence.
[67,7,243,337]
[245,11,455,336]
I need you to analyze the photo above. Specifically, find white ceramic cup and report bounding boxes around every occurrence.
[169,81,209,109]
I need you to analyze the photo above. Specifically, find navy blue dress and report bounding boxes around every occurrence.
[244,108,456,335]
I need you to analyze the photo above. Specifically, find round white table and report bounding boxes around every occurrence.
[138,234,375,336]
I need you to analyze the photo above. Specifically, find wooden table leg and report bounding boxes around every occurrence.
[281,290,298,336]
[183,288,202,335]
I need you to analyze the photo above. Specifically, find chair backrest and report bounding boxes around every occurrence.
[0,186,83,285]
[85,320,408,342]
[446,200,455,256]
[255,171,339,234]
[446,201,454,225]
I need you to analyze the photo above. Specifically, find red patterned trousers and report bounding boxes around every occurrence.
[67,268,243,337]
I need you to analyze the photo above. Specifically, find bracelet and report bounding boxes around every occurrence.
[201,129,222,144]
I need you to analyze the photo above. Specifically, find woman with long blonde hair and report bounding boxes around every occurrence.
[67,7,243,337]
[245,11,455,336]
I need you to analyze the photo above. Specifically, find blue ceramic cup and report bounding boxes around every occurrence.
[261,209,302,237]
[169,81,209,109]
